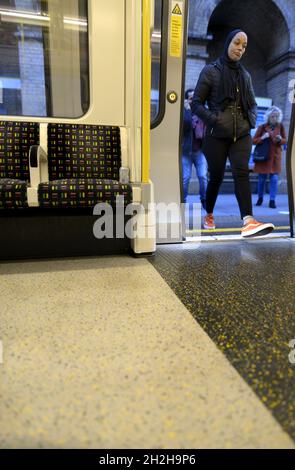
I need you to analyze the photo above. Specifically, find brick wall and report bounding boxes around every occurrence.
[18,38,47,117]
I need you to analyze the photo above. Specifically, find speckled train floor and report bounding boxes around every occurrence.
[149,238,295,443]
[0,245,294,449]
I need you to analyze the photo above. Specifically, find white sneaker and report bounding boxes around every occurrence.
[204,214,215,230]
[241,219,274,238]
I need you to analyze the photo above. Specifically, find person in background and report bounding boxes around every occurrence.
[191,28,274,237]
[253,106,287,209]
[182,89,207,209]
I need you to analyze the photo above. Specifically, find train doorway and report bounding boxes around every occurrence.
[150,0,295,243]
[182,0,293,240]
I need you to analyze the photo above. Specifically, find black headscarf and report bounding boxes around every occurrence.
[217,29,253,114]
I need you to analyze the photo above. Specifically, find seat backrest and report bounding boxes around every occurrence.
[0,121,39,181]
[47,124,121,181]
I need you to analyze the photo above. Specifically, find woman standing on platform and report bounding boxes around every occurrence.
[253,106,287,209]
[191,29,274,237]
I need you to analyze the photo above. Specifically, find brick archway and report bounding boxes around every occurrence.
[187,0,293,123]
[207,0,290,119]
[186,0,295,193]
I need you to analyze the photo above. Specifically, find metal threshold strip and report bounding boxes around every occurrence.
[185,231,290,243]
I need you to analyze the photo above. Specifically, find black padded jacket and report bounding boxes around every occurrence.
[191,58,257,141]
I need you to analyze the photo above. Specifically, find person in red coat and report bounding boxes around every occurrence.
[253,106,287,208]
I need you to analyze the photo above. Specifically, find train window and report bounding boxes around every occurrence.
[0,0,89,118]
[151,0,163,123]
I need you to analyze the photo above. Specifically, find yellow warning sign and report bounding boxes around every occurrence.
[170,2,183,58]
[172,3,182,15]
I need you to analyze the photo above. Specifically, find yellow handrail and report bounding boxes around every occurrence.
[142,0,151,183]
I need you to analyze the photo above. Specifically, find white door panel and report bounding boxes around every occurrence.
[150,0,188,243]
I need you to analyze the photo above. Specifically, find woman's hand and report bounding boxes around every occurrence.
[184,99,191,111]
[275,135,282,143]
[261,132,270,140]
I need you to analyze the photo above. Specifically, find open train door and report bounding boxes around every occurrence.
[150,0,189,243]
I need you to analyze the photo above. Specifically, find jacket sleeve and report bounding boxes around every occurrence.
[268,124,287,145]
[280,123,287,145]
[248,75,257,113]
[183,108,192,134]
[252,125,264,145]
[191,65,218,126]
[247,75,258,128]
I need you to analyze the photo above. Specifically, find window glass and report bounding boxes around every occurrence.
[151,0,162,123]
[0,0,89,118]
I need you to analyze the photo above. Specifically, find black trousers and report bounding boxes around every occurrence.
[202,134,253,219]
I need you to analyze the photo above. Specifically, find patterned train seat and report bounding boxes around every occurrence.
[0,121,39,209]
[38,124,132,208]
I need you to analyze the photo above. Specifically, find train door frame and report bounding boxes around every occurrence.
[180,4,295,242]
[286,95,295,237]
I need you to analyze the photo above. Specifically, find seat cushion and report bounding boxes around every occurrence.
[0,178,28,209]
[38,178,132,208]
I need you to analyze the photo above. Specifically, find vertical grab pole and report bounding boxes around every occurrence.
[142,0,151,183]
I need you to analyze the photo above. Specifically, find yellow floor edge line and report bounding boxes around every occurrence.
[186,226,290,234]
